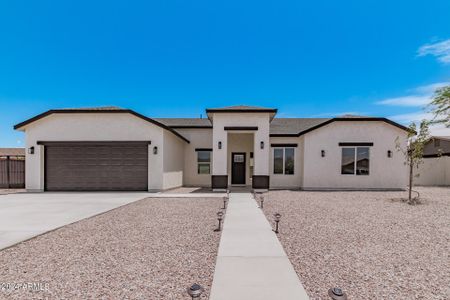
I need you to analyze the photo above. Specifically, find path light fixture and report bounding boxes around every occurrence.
[222,196,227,209]
[328,287,347,300]
[187,283,204,299]
[214,211,224,232]
[273,213,281,234]
[259,193,264,209]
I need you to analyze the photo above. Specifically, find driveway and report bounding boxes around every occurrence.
[0,192,149,250]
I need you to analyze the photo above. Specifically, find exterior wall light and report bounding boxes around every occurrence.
[321,150,325,157]
[328,287,347,300]
[273,213,281,234]
[28,146,35,155]
[153,146,158,155]
[260,141,264,149]
[387,150,392,158]
[187,284,204,299]
[214,211,224,232]
[218,141,222,149]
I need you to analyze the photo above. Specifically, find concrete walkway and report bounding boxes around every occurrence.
[209,193,309,300]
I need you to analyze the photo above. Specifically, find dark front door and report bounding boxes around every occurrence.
[231,152,246,185]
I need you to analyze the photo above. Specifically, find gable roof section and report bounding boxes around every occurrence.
[13,107,190,143]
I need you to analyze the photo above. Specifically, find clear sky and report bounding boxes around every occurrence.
[1,0,449,147]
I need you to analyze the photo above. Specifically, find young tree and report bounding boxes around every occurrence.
[395,120,430,204]
[429,86,450,127]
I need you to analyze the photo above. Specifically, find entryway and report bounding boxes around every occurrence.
[231,152,246,185]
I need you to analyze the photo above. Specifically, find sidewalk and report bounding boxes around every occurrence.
[209,193,309,300]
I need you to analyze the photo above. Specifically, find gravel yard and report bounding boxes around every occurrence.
[262,187,450,299]
[0,197,222,299]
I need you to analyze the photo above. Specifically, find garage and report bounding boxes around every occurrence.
[42,142,149,191]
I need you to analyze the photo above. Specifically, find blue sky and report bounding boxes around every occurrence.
[1,0,450,147]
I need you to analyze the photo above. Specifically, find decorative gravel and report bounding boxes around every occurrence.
[262,187,450,299]
[0,197,222,299]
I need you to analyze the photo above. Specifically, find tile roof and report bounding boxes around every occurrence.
[154,118,212,128]
[269,118,331,135]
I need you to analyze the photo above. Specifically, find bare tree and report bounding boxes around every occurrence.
[395,121,430,204]
[429,86,450,127]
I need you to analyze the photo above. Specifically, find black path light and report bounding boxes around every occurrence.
[259,193,264,209]
[187,283,204,299]
[222,190,229,209]
[214,211,224,232]
[328,287,347,300]
[273,213,281,234]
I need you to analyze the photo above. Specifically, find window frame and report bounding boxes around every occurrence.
[340,146,370,176]
[273,147,295,175]
[197,150,211,175]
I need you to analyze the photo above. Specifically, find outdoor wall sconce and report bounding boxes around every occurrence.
[387,150,392,158]
[187,284,204,299]
[328,287,347,300]
[214,211,224,232]
[273,213,281,234]
[153,146,158,155]
[260,141,264,149]
[218,141,222,149]
[321,150,325,157]
[28,146,35,155]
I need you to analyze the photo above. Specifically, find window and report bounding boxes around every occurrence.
[341,147,369,175]
[273,148,295,175]
[197,151,211,174]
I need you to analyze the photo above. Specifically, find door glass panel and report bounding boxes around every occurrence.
[234,154,244,163]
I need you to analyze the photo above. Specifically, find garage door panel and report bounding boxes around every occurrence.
[45,143,149,191]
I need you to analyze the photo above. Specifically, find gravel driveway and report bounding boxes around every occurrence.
[262,187,450,299]
[0,197,222,299]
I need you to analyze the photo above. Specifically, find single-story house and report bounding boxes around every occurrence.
[14,105,409,192]
[415,136,450,186]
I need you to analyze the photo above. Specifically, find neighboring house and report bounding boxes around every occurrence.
[14,105,409,192]
[415,136,450,186]
[0,148,25,188]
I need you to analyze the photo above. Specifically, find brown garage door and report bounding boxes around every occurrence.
[44,142,149,191]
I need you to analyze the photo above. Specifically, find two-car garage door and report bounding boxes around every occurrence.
[44,142,149,191]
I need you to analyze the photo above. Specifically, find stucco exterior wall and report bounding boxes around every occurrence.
[175,128,213,187]
[302,121,408,190]
[211,113,270,178]
[162,130,185,190]
[415,157,450,186]
[269,136,303,188]
[22,113,167,191]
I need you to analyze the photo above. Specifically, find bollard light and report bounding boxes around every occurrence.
[273,213,281,234]
[187,283,204,299]
[214,211,224,232]
[260,193,264,209]
[328,287,347,300]
[222,196,227,209]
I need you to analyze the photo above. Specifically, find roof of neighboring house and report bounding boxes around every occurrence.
[13,107,190,143]
[0,148,25,156]
[423,136,450,157]
[205,105,278,113]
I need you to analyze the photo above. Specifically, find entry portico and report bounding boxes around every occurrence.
[207,106,276,191]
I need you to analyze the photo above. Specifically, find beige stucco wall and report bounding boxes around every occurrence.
[415,157,450,186]
[211,113,270,179]
[170,128,213,187]
[21,113,172,191]
[269,136,303,188]
[302,121,408,190]
[162,130,185,190]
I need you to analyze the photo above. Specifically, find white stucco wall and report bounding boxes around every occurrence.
[269,137,303,188]
[21,113,172,191]
[302,121,408,190]
[211,113,270,178]
[175,128,213,187]
[162,130,185,190]
[415,157,450,186]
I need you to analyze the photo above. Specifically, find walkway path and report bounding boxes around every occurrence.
[209,193,309,300]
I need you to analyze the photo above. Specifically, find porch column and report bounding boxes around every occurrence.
[252,123,270,190]
[211,127,228,190]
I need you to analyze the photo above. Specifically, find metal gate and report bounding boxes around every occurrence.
[0,156,25,188]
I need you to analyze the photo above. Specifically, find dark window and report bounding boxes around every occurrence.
[285,148,295,174]
[273,148,295,175]
[197,151,211,174]
[341,148,355,174]
[341,147,370,175]
[274,148,284,174]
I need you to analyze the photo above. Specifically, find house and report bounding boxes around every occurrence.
[415,136,450,186]
[14,105,409,192]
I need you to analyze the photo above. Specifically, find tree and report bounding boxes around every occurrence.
[395,120,430,204]
[429,86,450,127]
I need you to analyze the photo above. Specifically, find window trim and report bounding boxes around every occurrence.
[340,146,370,176]
[197,150,211,175]
[273,147,295,175]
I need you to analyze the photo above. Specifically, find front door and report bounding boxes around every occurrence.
[231,152,246,185]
